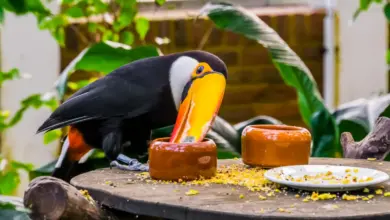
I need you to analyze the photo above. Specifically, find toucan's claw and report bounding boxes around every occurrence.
[110,154,149,171]
[110,160,149,171]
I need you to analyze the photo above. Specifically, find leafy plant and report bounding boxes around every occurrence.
[200,2,341,157]
[0,157,33,195]
[353,0,390,65]
[200,1,390,159]
[0,0,161,200]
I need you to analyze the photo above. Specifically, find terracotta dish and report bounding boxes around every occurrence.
[148,137,217,181]
[241,124,312,168]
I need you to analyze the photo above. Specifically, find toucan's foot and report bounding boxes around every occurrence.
[109,154,149,171]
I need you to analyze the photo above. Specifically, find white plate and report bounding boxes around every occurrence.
[264,165,390,192]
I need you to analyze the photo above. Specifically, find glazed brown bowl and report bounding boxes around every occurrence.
[241,124,312,168]
[148,137,217,181]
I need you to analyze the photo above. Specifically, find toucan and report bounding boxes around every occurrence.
[36,50,228,181]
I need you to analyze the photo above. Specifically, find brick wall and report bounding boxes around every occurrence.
[61,7,326,128]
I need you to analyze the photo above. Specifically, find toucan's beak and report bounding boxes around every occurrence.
[170,72,226,143]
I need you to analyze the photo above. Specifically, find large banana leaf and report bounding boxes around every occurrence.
[55,41,160,99]
[200,2,340,157]
[332,94,390,142]
[331,94,390,160]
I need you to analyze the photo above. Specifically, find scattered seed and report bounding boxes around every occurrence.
[376,189,383,195]
[185,189,199,196]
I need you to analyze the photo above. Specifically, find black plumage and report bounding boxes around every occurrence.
[37,50,227,163]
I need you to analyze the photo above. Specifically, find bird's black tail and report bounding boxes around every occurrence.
[51,137,77,182]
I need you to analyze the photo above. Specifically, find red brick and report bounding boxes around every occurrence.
[292,15,308,45]
[60,12,326,128]
[227,66,284,84]
[308,13,325,43]
[206,27,224,47]
[242,47,272,66]
[145,20,159,43]
[218,104,254,123]
[189,19,208,48]
[223,85,268,105]
[293,45,325,61]
[223,84,297,105]
[252,100,300,119]
[64,25,80,51]
[173,20,187,48]
[275,15,291,44]
[225,31,240,45]
[215,51,239,66]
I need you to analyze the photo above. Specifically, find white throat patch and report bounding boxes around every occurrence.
[169,56,199,109]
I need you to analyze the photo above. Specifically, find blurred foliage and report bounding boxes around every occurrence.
[354,0,390,64]
[0,156,33,195]
[201,2,340,157]
[201,2,390,159]
[0,0,161,215]
[2,1,390,217]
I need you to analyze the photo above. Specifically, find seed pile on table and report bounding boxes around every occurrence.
[134,163,390,202]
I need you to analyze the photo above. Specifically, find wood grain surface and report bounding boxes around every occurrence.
[71,158,390,220]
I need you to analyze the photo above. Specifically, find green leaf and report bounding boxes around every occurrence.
[74,43,159,74]
[10,160,33,172]
[54,27,65,47]
[102,29,113,41]
[28,160,57,180]
[112,33,120,42]
[360,0,372,10]
[354,0,383,20]
[38,14,68,46]
[135,17,149,40]
[67,79,95,91]
[217,149,240,159]
[0,171,19,195]
[202,2,326,127]
[201,2,340,157]
[116,0,136,8]
[64,7,84,18]
[88,22,97,33]
[0,7,4,24]
[115,10,135,31]
[155,0,166,6]
[384,3,390,21]
[4,93,58,130]
[2,0,51,16]
[310,109,341,157]
[60,0,76,4]
[333,95,390,133]
[0,68,20,86]
[55,42,160,99]
[121,31,134,45]
[0,196,30,219]
[91,0,108,14]
[25,0,51,15]
[43,129,62,144]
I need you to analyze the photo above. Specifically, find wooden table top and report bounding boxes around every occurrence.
[71,158,390,220]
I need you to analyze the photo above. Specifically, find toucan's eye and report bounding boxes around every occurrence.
[196,65,204,74]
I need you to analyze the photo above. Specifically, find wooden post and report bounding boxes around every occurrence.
[341,116,390,160]
[23,176,118,220]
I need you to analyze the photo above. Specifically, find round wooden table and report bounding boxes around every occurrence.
[71,158,390,220]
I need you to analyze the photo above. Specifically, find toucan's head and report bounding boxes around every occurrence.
[168,50,227,143]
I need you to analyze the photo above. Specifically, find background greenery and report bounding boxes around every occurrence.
[1,0,390,217]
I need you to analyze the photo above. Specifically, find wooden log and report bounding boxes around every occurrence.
[23,176,118,220]
[341,116,390,160]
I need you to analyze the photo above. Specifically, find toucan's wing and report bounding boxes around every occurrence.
[37,73,168,133]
